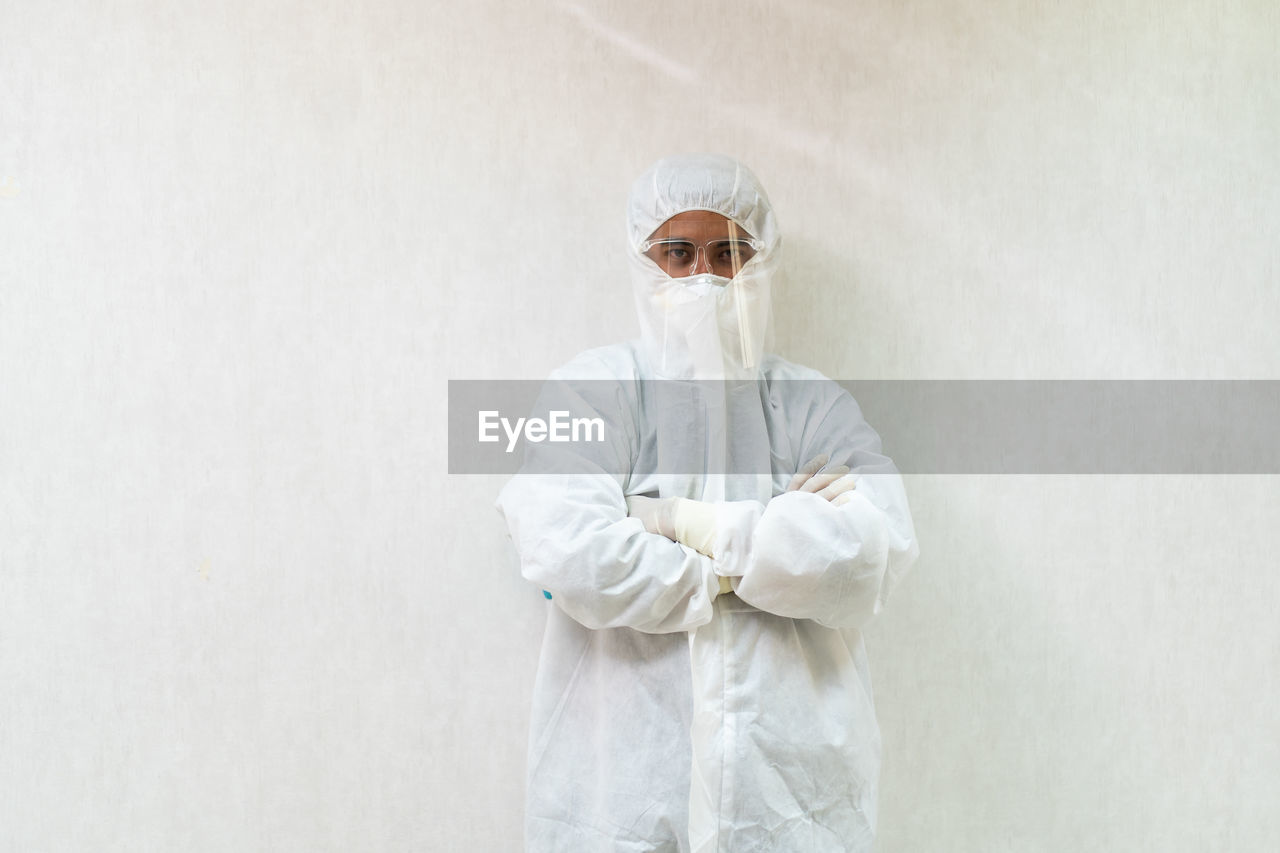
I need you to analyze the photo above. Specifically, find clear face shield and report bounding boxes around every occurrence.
[632,209,776,505]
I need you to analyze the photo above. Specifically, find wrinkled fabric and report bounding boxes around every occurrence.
[497,153,917,852]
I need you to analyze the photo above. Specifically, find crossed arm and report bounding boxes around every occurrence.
[626,454,856,592]
[499,452,916,633]
[496,367,918,634]
[628,454,857,553]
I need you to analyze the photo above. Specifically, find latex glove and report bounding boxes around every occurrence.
[627,496,734,597]
[627,495,719,558]
[625,495,678,539]
[786,454,858,506]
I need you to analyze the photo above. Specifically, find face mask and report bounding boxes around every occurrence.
[662,273,732,304]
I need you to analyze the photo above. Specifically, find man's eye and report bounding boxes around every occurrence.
[712,242,754,264]
[664,244,693,261]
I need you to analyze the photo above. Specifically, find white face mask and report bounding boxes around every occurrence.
[667,273,732,299]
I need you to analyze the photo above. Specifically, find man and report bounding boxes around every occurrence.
[497,154,918,851]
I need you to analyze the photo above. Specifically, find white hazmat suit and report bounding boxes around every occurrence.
[497,154,918,852]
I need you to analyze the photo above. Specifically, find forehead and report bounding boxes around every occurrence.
[647,210,751,241]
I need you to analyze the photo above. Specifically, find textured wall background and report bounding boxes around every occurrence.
[2,0,1277,850]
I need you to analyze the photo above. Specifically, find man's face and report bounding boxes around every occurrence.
[642,211,758,279]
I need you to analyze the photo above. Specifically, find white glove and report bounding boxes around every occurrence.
[625,495,678,540]
[626,495,719,558]
[627,496,734,598]
[785,454,858,506]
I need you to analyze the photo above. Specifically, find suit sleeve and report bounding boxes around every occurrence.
[495,362,721,634]
[713,385,919,630]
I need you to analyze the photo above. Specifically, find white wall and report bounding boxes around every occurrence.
[2,1,1277,850]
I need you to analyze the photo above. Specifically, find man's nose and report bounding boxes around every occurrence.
[690,245,713,275]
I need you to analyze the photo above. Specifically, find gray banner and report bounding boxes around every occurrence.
[448,380,1280,474]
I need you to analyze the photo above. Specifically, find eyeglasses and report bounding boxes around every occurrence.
[639,237,764,278]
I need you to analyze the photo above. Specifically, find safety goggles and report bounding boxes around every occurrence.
[639,237,764,279]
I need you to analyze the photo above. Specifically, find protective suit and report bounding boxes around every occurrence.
[496,154,918,852]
